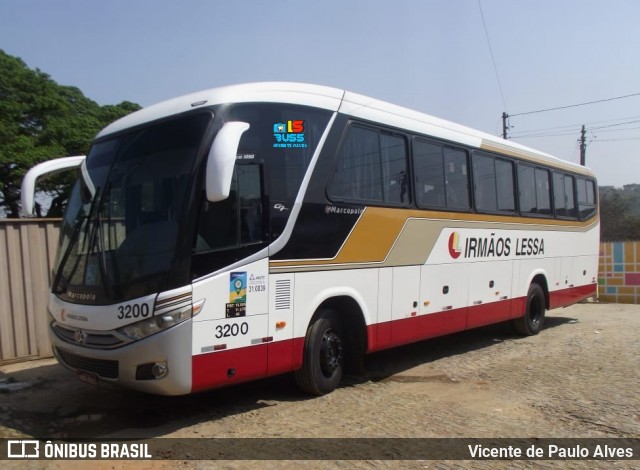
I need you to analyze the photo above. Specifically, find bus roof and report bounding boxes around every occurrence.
[97,82,594,177]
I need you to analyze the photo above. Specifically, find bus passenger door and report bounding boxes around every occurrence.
[190,163,271,390]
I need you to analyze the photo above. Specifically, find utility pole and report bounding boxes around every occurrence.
[502,112,509,139]
[579,125,587,166]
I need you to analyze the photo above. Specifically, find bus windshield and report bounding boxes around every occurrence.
[53,112,212,304]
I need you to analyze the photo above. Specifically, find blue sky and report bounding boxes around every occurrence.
[1,0,639,187]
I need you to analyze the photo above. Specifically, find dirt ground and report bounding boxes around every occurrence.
[1,302,639,469]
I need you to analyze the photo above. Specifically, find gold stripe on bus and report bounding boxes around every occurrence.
[269,206,598,271]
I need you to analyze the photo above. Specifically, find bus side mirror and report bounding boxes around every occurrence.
[20,155,86,217]
[206,121,250,202]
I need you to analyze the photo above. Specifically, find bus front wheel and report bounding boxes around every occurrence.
[513,283,546,336]
[295,311,344,395]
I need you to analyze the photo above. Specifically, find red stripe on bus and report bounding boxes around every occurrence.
[549,284,596,309]
[191,284,596,393]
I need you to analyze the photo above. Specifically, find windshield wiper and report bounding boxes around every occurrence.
[93,182,113,298]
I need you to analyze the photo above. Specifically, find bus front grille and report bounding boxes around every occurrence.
[55,348,119,379]
[52,323,127,349]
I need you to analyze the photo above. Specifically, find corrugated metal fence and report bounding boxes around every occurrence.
[0,219,60,364]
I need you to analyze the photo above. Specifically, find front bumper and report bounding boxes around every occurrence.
[49,318,194,396]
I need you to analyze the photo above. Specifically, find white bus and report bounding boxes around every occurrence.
[22,82,599,396]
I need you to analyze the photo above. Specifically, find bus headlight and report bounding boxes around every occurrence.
[118,299,204,340]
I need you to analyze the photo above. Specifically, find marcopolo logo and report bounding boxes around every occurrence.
[273,120,307,148]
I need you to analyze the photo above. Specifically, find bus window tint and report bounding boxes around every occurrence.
[473,153,515,213]
[473,154,497,212]
[496,159,515,212]
[444,148,470,210]
[535,168,551,215]
[380,134,409,204]
[577,177,597,219]
[413,140,445,208]
[329,127,408,205]
[553,172,577,219]
[565,175,577,218]
[518,165,536,214]
[329,127,382,202]
[195,165,266,253]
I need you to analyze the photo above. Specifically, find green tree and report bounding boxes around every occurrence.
[599,188,640,241]
[0,49,140,217]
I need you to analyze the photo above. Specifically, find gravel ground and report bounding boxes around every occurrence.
[1,302,639,469]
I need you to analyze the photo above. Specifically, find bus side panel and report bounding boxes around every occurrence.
[267,273,296,375]
[466,260,514,329]
[192,343,269,393]
[389,266,421,345]
[375,268,393,350]
[384,308,468,350]
[549,254,598,309]
[549,284,597,309]
[290,268,378,366]
[191,258,271,392]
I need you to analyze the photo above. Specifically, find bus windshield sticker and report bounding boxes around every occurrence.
[273,120,308,149]
[229,272,247,303]
[226,272,247,318]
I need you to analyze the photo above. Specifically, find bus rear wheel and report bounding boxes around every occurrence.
[513,283,546,336]
[295,311,344,395]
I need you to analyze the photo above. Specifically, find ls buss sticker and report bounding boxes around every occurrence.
[226,272,247,318]
[273,120,308,148]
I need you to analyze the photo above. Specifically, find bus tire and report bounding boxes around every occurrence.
[294,312,344,396]
[513,283,546,336]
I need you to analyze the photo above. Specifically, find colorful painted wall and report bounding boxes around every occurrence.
[599,241,640,304]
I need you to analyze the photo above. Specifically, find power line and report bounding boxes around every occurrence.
[590,119,640,131]
[591,137,640,142]
[509,114,640,137]
[510,92,640,117]
[511,119,640,139]
[477,0,507,111]
[511,130,580,139]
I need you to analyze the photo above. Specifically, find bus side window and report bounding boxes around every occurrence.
[553,172,577,219]
[535,168,551,216]
[473,153,497,212]
[518,164,537,214]
[328,126,382,202]
[444,147,470,210]
[380,134,409,204]
[328,126,409,206]
[577,177,597,220]
[413,139,445,208]
[195,164,266,253]
[564,175,577,218]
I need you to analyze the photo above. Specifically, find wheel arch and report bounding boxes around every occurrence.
[525,269,550,310]
[299,289,371,373]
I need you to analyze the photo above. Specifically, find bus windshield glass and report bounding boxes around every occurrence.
[53,113,212,304]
